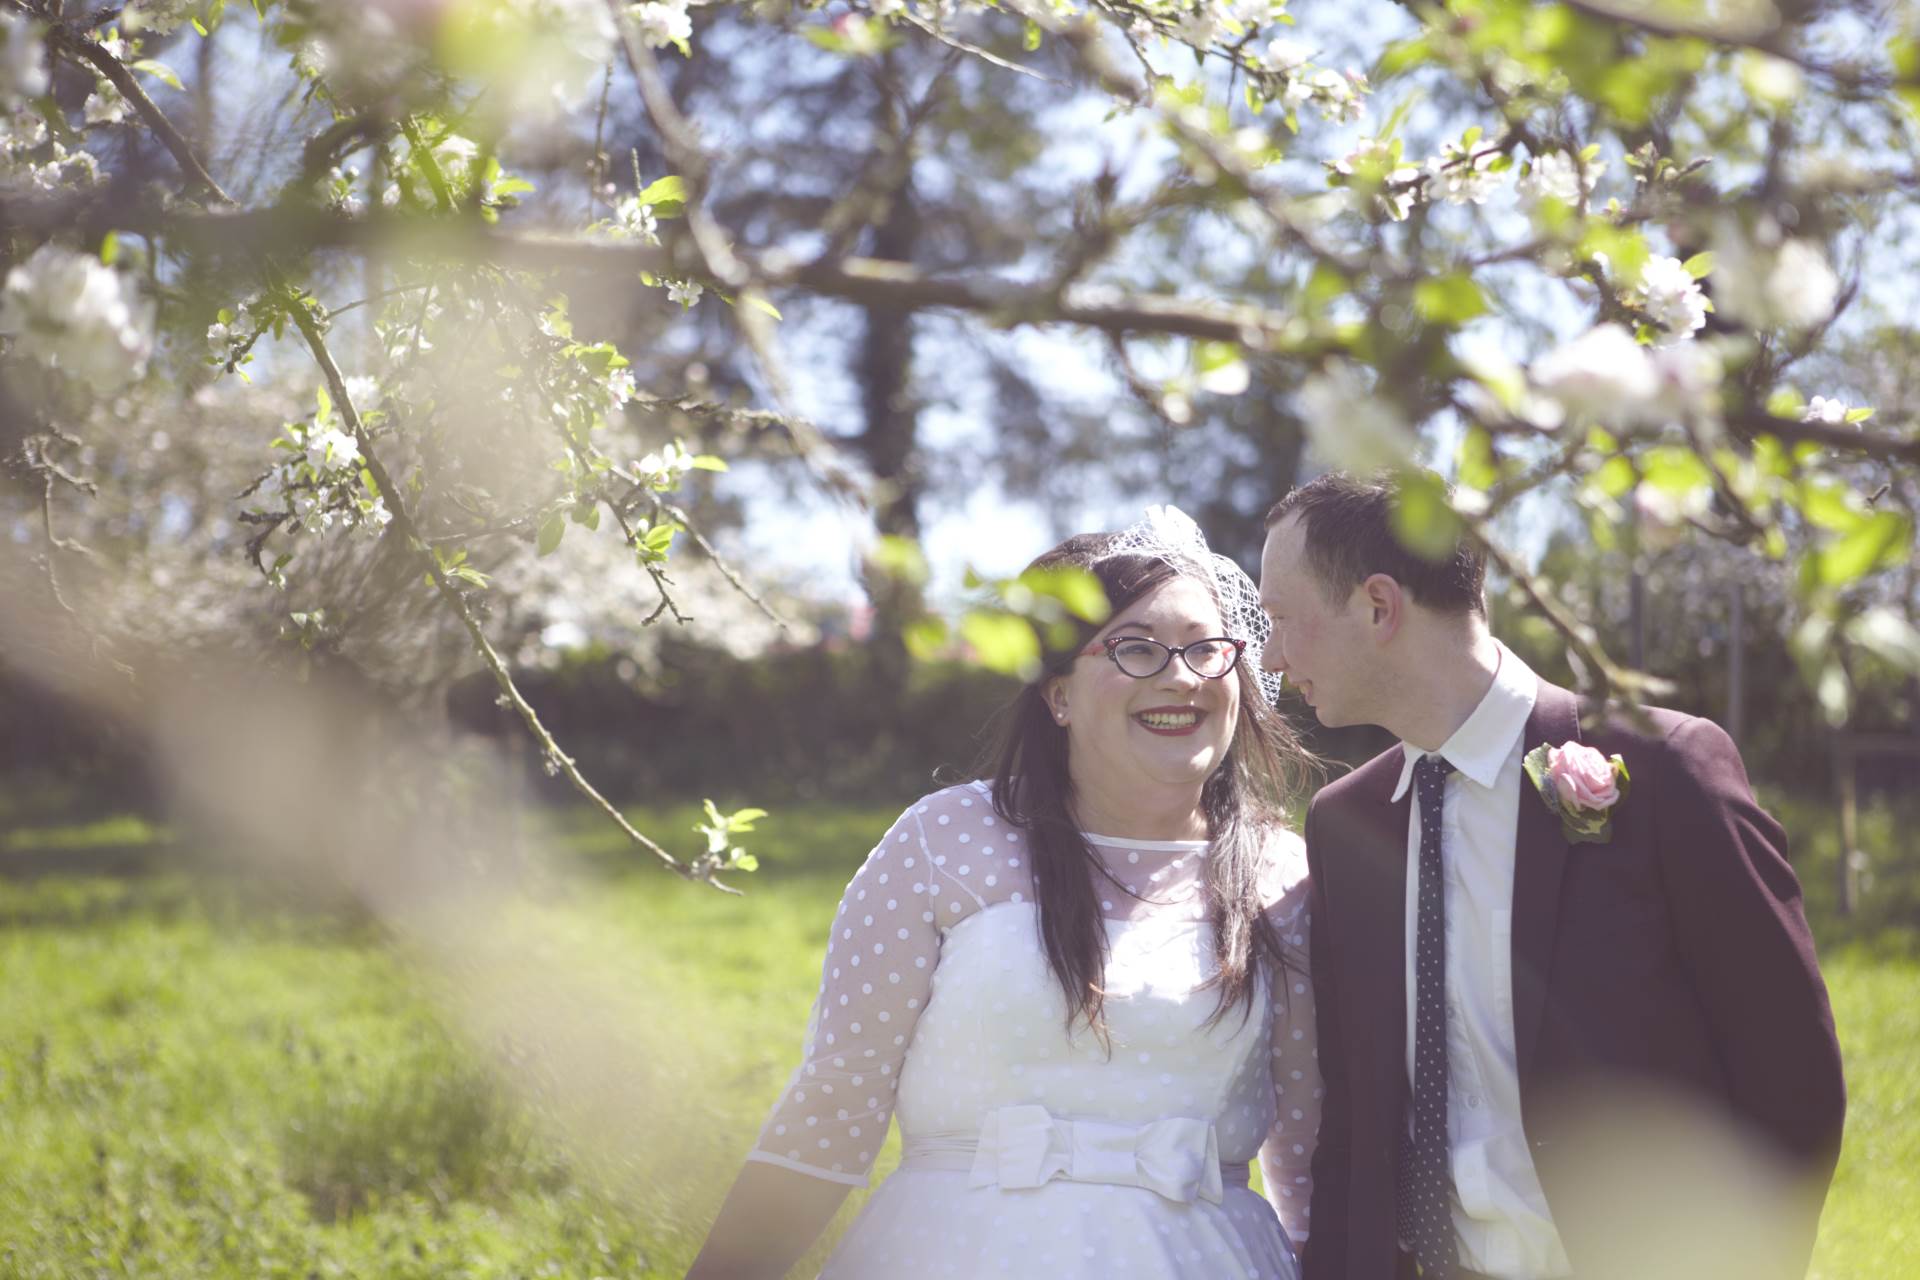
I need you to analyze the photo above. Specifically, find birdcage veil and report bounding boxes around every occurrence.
[1103,506,1282,705]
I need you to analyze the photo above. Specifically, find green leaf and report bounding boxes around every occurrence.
[1376,35,1433,79]
[1390,470,1464,562]
[1411,274,1487,325]
[536,512,567,557]
[1024,19,1042,51]
[690,455,728,472]
[1576,223,1649,287]
[99,232,120,265]
[1681,251,1714,279]
[869,535,930,587]
[728,807,769,829]
[1017,566,1110,625]
[1844,406,1875,424]
[960,611,1042,681]
[732,852,760,872]
[132,59,183,91]
[637,175,686,206]
[1457,426,1500,493]
[903,616,950,660]
[744,293,783,322]
[1766,386,1805,419]
[314,385,332,425]
[1639,446,1711,496]
[1815,512,1911,586]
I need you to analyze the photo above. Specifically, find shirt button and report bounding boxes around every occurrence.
[1467,1095,1483,1110]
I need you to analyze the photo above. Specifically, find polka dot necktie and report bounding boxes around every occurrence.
[1396,754,1459,1280]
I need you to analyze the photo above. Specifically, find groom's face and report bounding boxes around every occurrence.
[1258,515,1374,727]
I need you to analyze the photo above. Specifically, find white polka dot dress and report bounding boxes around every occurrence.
[746,780,1320,1279]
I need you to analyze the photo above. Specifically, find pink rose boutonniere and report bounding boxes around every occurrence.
[1522,740,1631,844]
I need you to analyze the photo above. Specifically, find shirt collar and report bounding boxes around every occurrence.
[1390,641,1539,801]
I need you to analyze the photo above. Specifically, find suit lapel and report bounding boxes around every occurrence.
[1325,757,1412,1103]
[1511,680,1580,1084]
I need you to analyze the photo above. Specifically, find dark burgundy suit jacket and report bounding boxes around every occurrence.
[1301,680,1844,1280]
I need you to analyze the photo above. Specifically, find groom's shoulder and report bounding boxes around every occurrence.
[1562,684,1746,773]
[1308,743,1406,814]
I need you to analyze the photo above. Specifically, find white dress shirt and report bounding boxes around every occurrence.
[1393,643,1572,1279]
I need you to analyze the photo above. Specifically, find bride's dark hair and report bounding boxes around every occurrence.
[982,532,1312,1041]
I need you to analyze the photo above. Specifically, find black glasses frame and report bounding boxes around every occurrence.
[1083,635,1246,680]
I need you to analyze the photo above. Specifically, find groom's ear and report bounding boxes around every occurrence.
[1359,573,1405,638]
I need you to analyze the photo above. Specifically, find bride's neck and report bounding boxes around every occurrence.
[1067,776,1209,842]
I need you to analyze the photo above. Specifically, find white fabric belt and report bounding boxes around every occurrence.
[900,1104,1241,1205]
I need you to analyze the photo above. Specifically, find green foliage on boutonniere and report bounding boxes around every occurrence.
[1523,742,1632,845]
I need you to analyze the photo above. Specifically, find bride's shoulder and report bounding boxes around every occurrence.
[1255,819,1310,913]
[870,779,1000,849]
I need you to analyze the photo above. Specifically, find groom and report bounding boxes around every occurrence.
[1260,472,1844,1280]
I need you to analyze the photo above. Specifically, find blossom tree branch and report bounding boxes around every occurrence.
[29,21,741,892]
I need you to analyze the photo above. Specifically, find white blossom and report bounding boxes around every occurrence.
[1173,7,1218,48]
[0,243,155,390]
[611,194,660,243]
[667,279,704,307]
[1,13,48,106]
[359,496,394,533]
[1332,138,1420,221]
[122,1,201,35]
[342,375,381,409]
[1517,150,1597,206]
[1530,324,1657,425]
[1647,338,1723,420]
[304,426,362,473]
[1801,395,1848,425]
[1261,36,1310,72]
[636,440,698,486]
[1764,238,1840,329]
[1298,361,1418,471]
[607,367,637,405]
[1425,140,1498,206]
[1304,68,1366,124]
[629,0,692,49]
[1629,255,1708,344]
[1710,221,1840,331]
[84,84,132,126]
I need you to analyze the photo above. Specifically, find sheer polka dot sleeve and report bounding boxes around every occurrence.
[1259,830,1320,1249]
[744,798,945,1186]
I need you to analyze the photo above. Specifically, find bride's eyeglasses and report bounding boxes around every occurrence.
[1079,635,1245,680]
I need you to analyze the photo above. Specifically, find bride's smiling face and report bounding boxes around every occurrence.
[1045,577,1241,796]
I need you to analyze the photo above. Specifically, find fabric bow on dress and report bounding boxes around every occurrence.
[967,1104,1226,1205]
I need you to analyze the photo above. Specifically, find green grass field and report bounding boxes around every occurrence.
[0,801,1913,1277]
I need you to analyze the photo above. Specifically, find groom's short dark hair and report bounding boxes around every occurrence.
[1265,471,1487,617]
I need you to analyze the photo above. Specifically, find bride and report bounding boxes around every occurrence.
[687,511,1321,1279]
